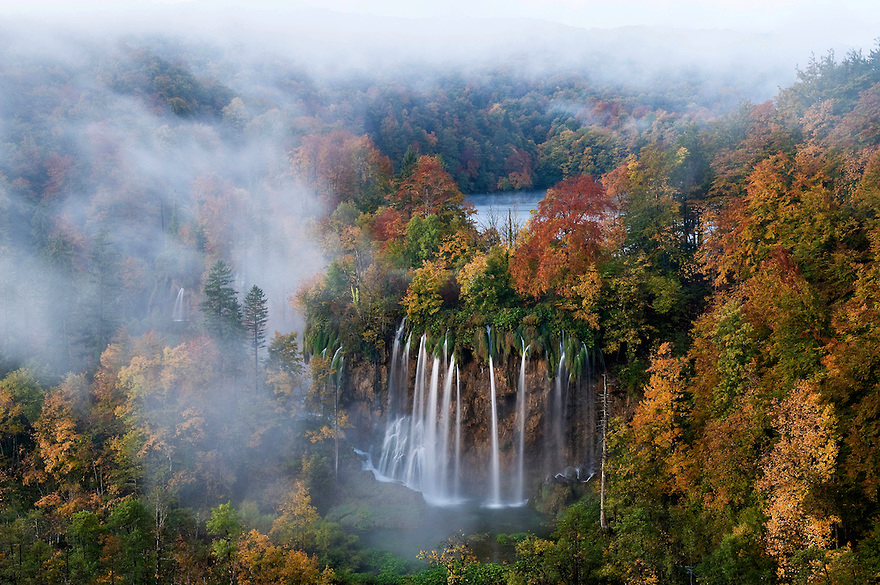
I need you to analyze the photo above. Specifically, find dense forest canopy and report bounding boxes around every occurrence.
[3,8,880,584]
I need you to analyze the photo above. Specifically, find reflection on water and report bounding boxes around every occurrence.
[465,191,546,231]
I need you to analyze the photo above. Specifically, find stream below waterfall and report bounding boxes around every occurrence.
[358,498,550,564]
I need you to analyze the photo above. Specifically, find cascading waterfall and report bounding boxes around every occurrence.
[370,322,601,507]
[375,331,461,505]
[487,327,502,507]
[454,365,461,499]
[439,355,455,498]
[579,343,597,476]
[547,347,568,476]
[404,336,429,486]
[422,355,441,497]
[515,339,530,503]
[387,320,407,417]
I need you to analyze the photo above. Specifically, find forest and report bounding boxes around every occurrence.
[2,20,880,585]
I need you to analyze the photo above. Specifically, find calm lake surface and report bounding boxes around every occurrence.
[465,191,546,231]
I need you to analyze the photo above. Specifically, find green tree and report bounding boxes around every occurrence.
[68,510,103,585]
[201,260,243,348]
[107,498,154,585]
[242,285,269,391]
[0,369,44,473]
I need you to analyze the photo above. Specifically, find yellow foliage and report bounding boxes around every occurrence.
[271,481,320,550]
[457,253,488,298]
[236,529,328,585]
[758,381,839,582]
[402,260,450,326]
[419,534,476,585]
[437,230,471,268]
[567,266,603,329]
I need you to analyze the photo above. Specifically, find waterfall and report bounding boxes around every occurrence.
[515,340,530,503]
[454,363,461,500]
[375,332,460,505]
[404,336,429,487]
[387,320,407,417]
[439,354,455,497]
[548,348,567,475]
[331,347,344,477]
[370,323,599,506]
[172,287,186,321]
[581,344,596,475]
[487,327,502,506]
[422,356,441,498]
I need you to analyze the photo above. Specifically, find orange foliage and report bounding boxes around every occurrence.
[290,129,391,206]
[625,342,689,498]
[390,155,472,220]
[235,529,328,585]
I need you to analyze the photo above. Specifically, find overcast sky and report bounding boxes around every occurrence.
[5,0,877,53]
[2,0,877,92]
[300,0,874,43]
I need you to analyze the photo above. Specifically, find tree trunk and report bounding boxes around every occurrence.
[600,374,609,532]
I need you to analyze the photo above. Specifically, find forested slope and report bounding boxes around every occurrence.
[2,28,880,584]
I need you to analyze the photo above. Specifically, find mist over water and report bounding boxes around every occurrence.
[466,191,545,232]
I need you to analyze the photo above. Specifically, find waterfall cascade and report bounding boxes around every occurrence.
[172,287,187,322]
[487,327,502,507]
[369,322,600,507]
[376,334,462,505]
[515,340,530,504]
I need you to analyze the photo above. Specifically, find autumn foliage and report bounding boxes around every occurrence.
[510,175,615,300]
[8,24,880,585]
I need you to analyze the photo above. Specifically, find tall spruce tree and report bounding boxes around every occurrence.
[200,260,243,348]
[242,285,268,391]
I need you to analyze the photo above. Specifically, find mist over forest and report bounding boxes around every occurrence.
[3,4,880,584]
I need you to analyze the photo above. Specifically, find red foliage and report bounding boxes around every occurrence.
[509,175,615,299]
[370,207,407,245]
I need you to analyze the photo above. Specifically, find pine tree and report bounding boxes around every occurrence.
[200,260,243,348]
[242,285,269,390]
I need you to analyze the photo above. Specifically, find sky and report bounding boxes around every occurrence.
[1,0,877,100]
[3,0,877,56]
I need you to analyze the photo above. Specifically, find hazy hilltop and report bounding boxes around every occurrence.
[1,0,833,103]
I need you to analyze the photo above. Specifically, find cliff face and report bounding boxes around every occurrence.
[342,346,604,503]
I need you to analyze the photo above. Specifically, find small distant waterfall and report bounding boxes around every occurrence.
[172,287,186,321]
